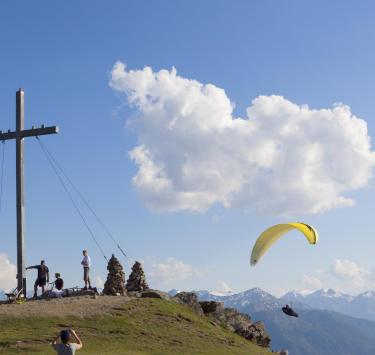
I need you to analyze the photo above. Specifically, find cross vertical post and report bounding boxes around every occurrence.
[16,89,26,296]
[0,89,59,298]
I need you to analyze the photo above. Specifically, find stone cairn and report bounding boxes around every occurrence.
[126,261,149,292]
[103,254,126,295]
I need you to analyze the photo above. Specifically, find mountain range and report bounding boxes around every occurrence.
[282,288,375,321]
[172,287,375,355]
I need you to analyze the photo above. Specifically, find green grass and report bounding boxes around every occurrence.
[0,298,271,354]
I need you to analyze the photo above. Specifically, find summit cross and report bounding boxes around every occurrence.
[0,89,59,296]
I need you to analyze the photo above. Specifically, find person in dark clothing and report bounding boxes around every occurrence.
[51,328,83,354]
[26,260,50,298]
[54,273,64,291]
[282,304,299,317]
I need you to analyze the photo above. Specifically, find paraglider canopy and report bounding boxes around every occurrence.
[250,222,318,266]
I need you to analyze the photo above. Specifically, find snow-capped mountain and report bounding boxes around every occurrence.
[282,288,375,321]
[358,290,375,298]
[171,286,375,322]
[349,291,375,321]
[281,290,308,303]
[193,287,283,313]
[284,288,352,301]
[169,287,375,354]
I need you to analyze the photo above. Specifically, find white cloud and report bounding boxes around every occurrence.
[299,274,323,294]
[303,275,323,289]
[149,257,202,285]
[0,253,16,292]
[330,258,368,281]
[212,281,233,295]
[302,259,375,294]
[94,276,104,289]
[274,288,287,298]
[110,61,375,215]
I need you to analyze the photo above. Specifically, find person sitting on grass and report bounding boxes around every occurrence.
[54,273,64,291]
[51,328,83,354]
[49,272,65,298]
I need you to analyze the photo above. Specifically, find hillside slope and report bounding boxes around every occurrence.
[0,296,271,355]
[253,308,375,355]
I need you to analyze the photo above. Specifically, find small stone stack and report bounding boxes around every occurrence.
[126,261,149,292]
[103,254,126,295]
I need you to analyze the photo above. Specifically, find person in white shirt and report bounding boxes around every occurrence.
[80,250,92,290]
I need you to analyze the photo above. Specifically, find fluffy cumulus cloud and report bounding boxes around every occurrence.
[330,258,368,281]
[302,274,323,290]
[212,281,233,295]
[301,259,375,294]
[149,257,202,285]
[110,61,375,215]
[0,253,16,292]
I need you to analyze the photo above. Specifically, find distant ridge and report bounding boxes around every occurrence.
[169,287,375,322]
[172,287,375,354]
[281,288,375,321]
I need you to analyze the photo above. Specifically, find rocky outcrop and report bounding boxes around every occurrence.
[200,301,224,314]
[198,300,271,348]
[126,261,149,292]
[141,290,171,300]
[103,255,126,296]
[171,295,272,348]
[174,292,204,315]
[223,308,253,331]
[236,320,271,348]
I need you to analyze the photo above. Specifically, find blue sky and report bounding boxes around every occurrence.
[1,1,375,296]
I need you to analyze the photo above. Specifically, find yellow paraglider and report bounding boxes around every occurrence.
[250,223,318,266]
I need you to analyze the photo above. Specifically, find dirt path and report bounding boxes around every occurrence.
[0,295,130,318]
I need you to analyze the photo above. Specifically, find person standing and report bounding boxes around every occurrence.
[51,328,83,354]
[26,260,50,298]
[81,250,92,290]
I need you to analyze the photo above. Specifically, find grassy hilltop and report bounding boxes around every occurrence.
[0,296,271,355]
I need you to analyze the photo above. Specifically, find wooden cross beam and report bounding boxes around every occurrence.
[0,89,59,297]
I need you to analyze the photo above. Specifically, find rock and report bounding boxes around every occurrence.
[199,301,224,314]
[199,303,271,348]
[126,261,149,292]
[200,301,227,325]
[141,290,171,300]
[127,291,142,298]
[103,255,126,296]
[223,308,252,332]
[235,321,271,348]
[174,292,204,315]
